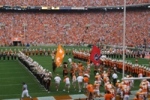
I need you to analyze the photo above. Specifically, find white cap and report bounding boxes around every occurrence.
[96,73,99,75]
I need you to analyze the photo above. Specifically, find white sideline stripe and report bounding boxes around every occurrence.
[0,90,138,100]
[2,91,138,100]
[3,99,18,100]
[70,94,87,99]
[37,96,55,100]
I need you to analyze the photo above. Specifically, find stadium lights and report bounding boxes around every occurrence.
[21,6,27,10]
[42,6,48,10]
[51,6,59,10]
[71,7,85,10]
[3,5,12,10]
[13,6,22,10]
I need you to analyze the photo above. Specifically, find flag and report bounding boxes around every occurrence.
[55,45,65,67]
[90,45,101,65]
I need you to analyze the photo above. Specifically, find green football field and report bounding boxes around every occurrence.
[0,46,149,99]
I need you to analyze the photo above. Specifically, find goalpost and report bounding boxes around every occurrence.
[122,0,150,81]
[122,0,126,80]
[123,77,150,80]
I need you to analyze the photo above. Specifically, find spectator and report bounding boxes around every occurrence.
[0,0,149,7]
[0,10,149,46]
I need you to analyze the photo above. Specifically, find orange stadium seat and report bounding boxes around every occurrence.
[0,4,149,46]
[0,0,149,6]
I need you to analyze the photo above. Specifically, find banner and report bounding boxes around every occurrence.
[90,45,101,65]
[55,45,65,67]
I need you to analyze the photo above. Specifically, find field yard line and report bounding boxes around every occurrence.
[0,76,30,79]
[18,60,47,91]
[0,68,22,70]
[0,90,86,97]
[73,59,87,64]
[0,72,27,74]
[0,83,35,86]
[0,92,47,97]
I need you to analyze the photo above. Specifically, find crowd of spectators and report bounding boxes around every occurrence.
[0,0,149,6]
[0,10,149,47]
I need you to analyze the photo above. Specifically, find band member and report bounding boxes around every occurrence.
[140,79,148,99]
[52,61,57,73]
[63,63,68,77]
[94,80,100,97]
[35,49,39,55]
[0,49,2,60]
[14,49,17,60]
[134,89,145,100]
[47,48,51,56]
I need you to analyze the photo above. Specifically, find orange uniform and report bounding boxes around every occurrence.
[83,77,89,83]
[104,93,113,100]
[86,84,94,93]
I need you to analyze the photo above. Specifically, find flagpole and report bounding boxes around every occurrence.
[122,0,126,78]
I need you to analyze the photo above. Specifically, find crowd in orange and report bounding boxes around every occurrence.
[0,0,149,6]
[0,10,149,46]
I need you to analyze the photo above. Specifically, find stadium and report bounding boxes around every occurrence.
[0,0,150,100]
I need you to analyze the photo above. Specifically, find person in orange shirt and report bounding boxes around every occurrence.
[77,63,84,75]
[83,75,89,92]
[86,82,94,100]
[104,90,113,100]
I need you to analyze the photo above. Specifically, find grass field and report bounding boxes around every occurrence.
[0,46,149,99]
[0,60,47,99]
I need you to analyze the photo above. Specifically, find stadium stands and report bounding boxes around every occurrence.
[0,0,149,6]
[0,10,149,46]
